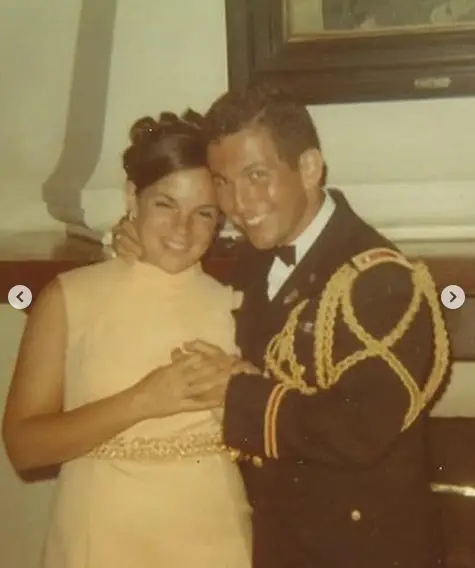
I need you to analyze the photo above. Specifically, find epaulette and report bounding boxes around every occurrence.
[351,247,413,273]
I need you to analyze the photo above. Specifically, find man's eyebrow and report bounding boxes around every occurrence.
[242,161,266,172]
[151,192,175,202]
[209,170,227,181]
[210,162,267,180]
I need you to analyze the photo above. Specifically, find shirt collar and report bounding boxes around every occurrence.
[291,190,336,264]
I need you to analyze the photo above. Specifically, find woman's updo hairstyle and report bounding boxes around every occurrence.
[122,109,207,193]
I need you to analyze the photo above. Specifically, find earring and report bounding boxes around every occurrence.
[127,211,136,222]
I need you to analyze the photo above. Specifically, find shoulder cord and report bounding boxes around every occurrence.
[264,260,450,430]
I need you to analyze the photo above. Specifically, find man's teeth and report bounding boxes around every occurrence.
[246,214,266,227]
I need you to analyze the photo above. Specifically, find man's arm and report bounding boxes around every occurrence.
[223,255,451,467]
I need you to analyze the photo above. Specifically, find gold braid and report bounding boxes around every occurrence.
[265,300,315,394]
[263,254,450,431]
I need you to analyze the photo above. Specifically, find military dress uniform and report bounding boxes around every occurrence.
[219,189,450,568]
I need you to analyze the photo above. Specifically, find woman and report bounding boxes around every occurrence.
[2,111,252,567]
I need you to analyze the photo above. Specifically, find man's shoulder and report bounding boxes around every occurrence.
[348,248,417,316]
[335,214,413,288]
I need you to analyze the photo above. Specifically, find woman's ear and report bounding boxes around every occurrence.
[125,181,138,220]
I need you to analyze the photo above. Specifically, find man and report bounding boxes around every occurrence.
[113,86,450,568]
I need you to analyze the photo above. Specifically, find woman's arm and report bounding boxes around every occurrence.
[1,279,150,473]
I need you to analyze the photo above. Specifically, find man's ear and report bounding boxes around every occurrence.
[298,149,325,192]
[125,181,138,220]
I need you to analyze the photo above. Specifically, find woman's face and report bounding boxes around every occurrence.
[128,167,220,273]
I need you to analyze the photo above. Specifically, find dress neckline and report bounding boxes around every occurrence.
[118,258,204,290]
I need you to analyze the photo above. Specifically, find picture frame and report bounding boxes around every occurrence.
[225,0,475,104]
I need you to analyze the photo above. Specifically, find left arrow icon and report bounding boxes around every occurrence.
[8,285,33,310]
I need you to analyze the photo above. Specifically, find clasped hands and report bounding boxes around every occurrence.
[135,340,259,419]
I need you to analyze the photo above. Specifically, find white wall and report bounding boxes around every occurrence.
[0,1,474,566]
[0,0,82,230]
[1,0,475,237]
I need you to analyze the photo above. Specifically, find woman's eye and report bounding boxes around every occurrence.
[153,200,173,208]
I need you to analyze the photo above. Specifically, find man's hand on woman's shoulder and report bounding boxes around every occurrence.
[109,215,143,263]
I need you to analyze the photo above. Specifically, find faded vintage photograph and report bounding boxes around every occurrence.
[286,0,475,35]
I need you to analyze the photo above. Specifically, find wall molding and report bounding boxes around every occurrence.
[339,180,475,241]
[41,0,118,226]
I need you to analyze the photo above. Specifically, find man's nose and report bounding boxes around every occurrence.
[234,179,255,213]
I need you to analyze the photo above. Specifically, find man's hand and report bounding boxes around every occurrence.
[111,216,142,263]
[179,340,261,405]
[132,352,225,420]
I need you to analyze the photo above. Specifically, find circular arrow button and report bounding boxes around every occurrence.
[8,285,33,310]
[441,285,465,310]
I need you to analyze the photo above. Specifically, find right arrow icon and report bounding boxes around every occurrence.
[441,285,465,310]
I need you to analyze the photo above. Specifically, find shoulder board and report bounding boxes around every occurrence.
[351,247,413,272]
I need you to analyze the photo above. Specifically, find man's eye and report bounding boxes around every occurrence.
[248,170,268,182]
[214,179,230,191]
[198,210,214,219]
[153,201,172,208]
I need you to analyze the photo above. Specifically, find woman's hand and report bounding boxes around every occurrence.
[168,342,262,407]
[111,216,143,263]
[132,353,223,420]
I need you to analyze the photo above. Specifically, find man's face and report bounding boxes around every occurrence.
[207,125,322,249]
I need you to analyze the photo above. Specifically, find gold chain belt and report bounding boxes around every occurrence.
[86,431,226,461]
[84,438,475,493]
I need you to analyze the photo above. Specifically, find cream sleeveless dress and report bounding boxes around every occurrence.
[42,258,251,568]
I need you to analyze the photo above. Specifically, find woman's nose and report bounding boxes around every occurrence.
[171,213,190,236]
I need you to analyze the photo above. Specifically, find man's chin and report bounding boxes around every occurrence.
[246,228,279,250]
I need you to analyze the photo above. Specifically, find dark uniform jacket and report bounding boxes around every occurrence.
[219,189,450,568]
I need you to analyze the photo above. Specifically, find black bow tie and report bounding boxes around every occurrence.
[272,245,296,267]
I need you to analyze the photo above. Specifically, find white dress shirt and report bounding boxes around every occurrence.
[267,192,336,300]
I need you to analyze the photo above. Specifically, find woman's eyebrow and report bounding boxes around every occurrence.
[196,204,219,212]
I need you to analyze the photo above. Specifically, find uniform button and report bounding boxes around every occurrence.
[351,509,362,521]
[252,456,263,468]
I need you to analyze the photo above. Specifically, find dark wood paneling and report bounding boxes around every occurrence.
[1,233,474,357]
[0,233,104,314]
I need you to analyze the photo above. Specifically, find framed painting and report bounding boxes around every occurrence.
[225,0,475,104]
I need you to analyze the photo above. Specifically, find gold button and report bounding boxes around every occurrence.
[252,456,263,468]
[351,509,361,521]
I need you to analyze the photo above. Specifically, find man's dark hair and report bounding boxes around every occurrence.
[204,84,322,168]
